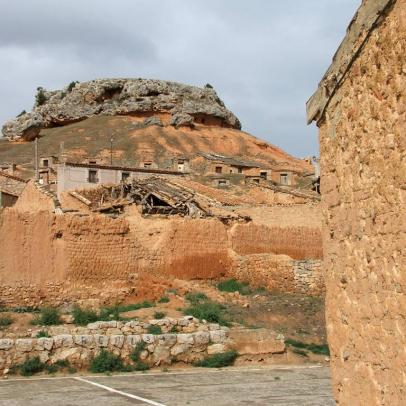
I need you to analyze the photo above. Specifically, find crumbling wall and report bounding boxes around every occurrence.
[319,1,405,403]
[0,201,324,307]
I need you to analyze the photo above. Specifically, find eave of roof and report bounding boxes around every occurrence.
[306,0,396,125]
[63,162,185,176]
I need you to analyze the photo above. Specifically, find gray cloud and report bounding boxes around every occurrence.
[0,0,360,157]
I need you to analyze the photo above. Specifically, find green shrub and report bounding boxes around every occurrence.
[32,307,61,326]
[36,330,50,338]
[170,325,178,333]
[14,306,39,313]
[185,292,208,305]
[100,301,154,321]
[285,339,330,356]
[158,296,170,304]
[217,279,251,295]
[0,315,13,328]
[147,325,162,335]
[130,342,146,363]
[134,361,150,371]
[54,359,70,368]
[292,348,308,357]
[183,301,228,325]
[72,307,99,326]
[20,357,45,376]
[89,350,125,373]
[46,364,58,374]
[68,367,77,374]
[154,311,166,320]
[67,81,79,92]
[35,87,47,106]
[194,350,238,368]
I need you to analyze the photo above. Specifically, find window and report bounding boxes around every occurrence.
[215,166,223,174]
[230,169,233,174]
[238,167,243,174]
[121,172,130,181]
[42,159,49,167]
[280,173,289,185]
[218,180,227,186]
[144,163,152,169]
[88,160,97,165]
[253,178,260,183]
[88,169,98,183]
[260,171,267,179]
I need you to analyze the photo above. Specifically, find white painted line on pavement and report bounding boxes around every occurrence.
[74,376,167,406]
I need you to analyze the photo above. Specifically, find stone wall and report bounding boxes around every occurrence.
[317,1,405,403]
[0,317,285,373]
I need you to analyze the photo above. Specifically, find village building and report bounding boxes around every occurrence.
[0,172,27,208]
[307,0,405,404]
[56,161,185,198]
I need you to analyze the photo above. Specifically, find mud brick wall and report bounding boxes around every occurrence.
[318,1,406,403]
[0,202,324,307]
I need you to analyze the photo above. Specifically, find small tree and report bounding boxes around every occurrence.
[35,87,47,106]
[67,81,79,92]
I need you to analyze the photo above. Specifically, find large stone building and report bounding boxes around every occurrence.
[307,0,405,404]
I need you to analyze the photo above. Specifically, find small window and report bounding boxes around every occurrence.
[144,163,152,169]
[88,160,97,165]
[218,180,227,186]
[280,173,289,185]
[260,171,267,179]
[122,172,130,181]
[88,169,98,183]
[238,167,243,174]
[230,169,233,174]
[215,166,222,174]
[253,178,260,184]
[42,159,49,167]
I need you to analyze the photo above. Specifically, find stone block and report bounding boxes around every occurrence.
[207,344,226,355]
[0,339,13,350]
[36,337,54,351]
[94,335,109,347]
[15,339,33,352]
[193,331,210,345]
[110,335,125,348]
[209,330,226,343]
[177,334,194,345]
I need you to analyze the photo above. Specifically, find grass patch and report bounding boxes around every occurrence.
[36,330,50,338]
[154,311,166,320]
[183,300,229,326]
[72,307,99,326]
[89,350,125,373]
[31,307,61,326]
[112,301,155,313]
[20,357,45,376]
[158,296,170,304]
[285,339,330,356]
[0,315,13,328]
[194,350,238,368]
[185,292,208,305]
[217,279,251,295]
[147,325,162,335]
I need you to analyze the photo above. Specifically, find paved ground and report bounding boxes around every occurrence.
[0,365,334,406]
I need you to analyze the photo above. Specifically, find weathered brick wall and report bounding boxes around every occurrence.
[319,1,405,403]
[0,202,324,307]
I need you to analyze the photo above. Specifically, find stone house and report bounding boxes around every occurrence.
[56,162,184,198]
[0,172,27,208]
[307,0,405,404]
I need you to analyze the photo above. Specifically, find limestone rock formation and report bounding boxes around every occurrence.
[2,79,241,141]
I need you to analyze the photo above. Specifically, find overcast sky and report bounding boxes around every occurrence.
[0,0,360,157]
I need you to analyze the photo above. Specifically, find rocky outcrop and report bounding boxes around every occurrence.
[2,79,241,141]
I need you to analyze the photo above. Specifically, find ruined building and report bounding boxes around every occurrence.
[307,0,405,403]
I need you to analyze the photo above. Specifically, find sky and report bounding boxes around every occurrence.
[0,0,360,157]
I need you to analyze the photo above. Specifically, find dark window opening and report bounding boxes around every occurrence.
[88,160,97,165]
[218,180,227,186]
[238,167,243,174]
[144,163,152,169]
[88,170,98,183]
[215,166,223,174]
[253,178,260,183]
[260,171,267,179]
[280,173,289,185]
[42,159,49,167]
[122,172,130,181]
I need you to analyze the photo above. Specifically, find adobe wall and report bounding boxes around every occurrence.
[319,1,405,403]
[0,198,323,307]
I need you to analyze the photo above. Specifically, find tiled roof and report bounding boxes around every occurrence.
[0,172,27,196]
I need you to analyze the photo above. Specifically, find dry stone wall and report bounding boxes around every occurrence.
[0,317,285,373]
[318,1,405,403]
